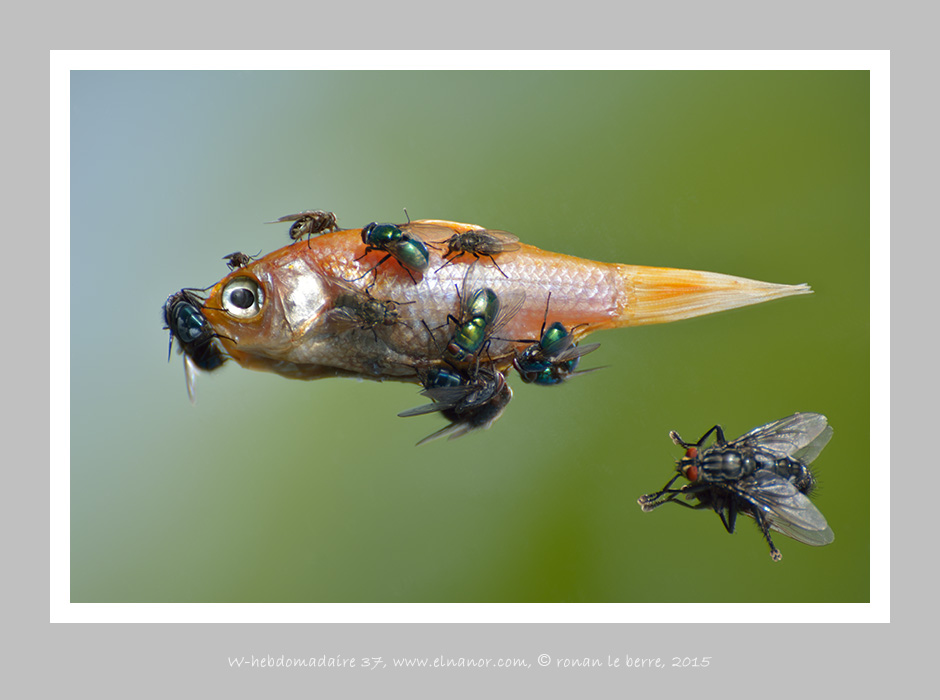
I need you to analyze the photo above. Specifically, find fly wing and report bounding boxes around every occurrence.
[792,425,834,465]
[324,281,381,333]
[415,421,475,445]
[400,221,463,242]
[325,306,365,333]
[413,382,511,445]
[552,341,602,364]
[402,223,520,253]
[488,288,526,338]
[455,260,526,355]
[183,354,200,404]
[398,401,448,418]
[730,412,830,460]
[477,288,526,360]
[564,365,607,379]
[475,229,521,253]
[397,383,480,417]
[397,387,465,417]
[266,212,306,224]
[737,470,834,546]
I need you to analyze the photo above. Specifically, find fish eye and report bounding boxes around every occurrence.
[221,277,264,318]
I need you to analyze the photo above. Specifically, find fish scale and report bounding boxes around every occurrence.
[196,219,811,384]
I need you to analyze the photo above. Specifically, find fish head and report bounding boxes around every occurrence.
[199,247,339,379]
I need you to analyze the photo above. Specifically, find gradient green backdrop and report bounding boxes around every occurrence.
[71,70,869,603]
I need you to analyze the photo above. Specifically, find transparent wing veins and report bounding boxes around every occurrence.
[736,470,834,546]
[730,412,830,460]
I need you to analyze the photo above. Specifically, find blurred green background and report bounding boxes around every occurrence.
[71,70,869,603]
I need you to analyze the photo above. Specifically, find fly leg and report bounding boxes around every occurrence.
[638,479,709,512]
[643,496,713,514]
[351,250,392,282]
[354,252,420,284]
[420,319,448,358]
[670,424,727,449]
[637,492,677,511]
[749,508,783,561]
[714,500,738,534]
[637,482,712,513]
[401,265,419,285]
[434,251,464,273]
[483,253,510,279]
[638,473,683,508]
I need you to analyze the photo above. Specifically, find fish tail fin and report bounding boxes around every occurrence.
[612,265,812,327]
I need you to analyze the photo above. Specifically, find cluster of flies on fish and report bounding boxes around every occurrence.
[164,209,835,561]
[332,210,602,444]
[164,209,602,442]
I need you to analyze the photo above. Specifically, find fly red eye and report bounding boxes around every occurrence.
[685,447,698,459]
[682,463,699,482]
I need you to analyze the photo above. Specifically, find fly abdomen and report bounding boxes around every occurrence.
[770,457,817,494]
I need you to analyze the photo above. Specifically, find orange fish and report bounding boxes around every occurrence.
[186,219,811,391]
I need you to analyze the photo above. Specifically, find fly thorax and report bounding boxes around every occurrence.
[699,449,748,481]
[363,223,403,246]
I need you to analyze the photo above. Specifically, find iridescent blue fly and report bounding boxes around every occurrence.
[441,262,524,366]
[163,289,226,402]
[357,222,430,283]
[513,294,600,385]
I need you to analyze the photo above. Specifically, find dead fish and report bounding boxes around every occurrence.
[192,219,812,385]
